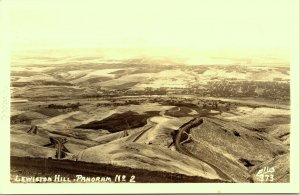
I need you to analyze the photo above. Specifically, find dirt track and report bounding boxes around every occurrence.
[10,156,227,183]
[175,117,234,182]
[132,126,153,142]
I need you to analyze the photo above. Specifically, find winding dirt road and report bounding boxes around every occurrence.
[132,126,153,142]
[175,117,234,182]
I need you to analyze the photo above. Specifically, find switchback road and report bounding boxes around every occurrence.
[175,117,234,182]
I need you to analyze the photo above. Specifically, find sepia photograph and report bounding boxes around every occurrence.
[0,0,299,193]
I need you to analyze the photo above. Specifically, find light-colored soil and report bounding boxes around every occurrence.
[10,96,290,183]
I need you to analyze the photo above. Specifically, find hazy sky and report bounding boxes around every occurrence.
[4,0,299,65]
[6,0,297,48]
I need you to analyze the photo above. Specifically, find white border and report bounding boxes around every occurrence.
[0,0,299,193]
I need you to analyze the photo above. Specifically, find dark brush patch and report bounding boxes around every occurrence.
[239,158,255,167]
[233,131,240,137]
[75,111,159,133]
[278,132,290,139]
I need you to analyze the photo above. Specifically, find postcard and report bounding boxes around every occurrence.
[0,0,299,194]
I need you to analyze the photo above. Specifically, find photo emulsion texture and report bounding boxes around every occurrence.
[8,0,292,184]
[10,49,290,183]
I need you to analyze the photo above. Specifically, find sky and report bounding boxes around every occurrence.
[4,0,299,65]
